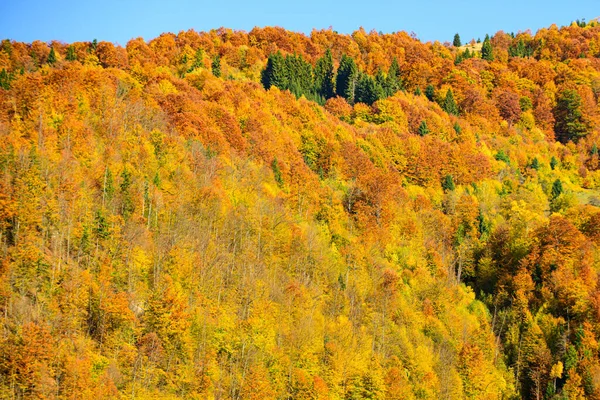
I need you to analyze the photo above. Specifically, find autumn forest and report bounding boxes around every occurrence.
[2,19,600,399]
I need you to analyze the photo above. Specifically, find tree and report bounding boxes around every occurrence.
[425,84,435,101]
[551,179,563,200]
[335,54,358,103]
[211,55,221,77]
[385,57,403,96]
[66,45,77,61]
[453,33,462,47]
[550,156,559,170]
[481,35,494,61]
[443,88,459,115]
[355,73,384,105]
[418,120,430,136]
[261,52,287,90]
[530,158,540,170]
[554,89,589,143]
[0,69,11,90]
[442,174,456,191]
[314,49,335,100]
[47,47,57,65]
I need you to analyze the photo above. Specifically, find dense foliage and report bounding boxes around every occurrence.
[1,19,600,399]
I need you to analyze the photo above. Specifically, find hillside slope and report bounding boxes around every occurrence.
[0,20,600,399]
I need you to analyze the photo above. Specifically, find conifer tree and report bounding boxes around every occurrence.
[418,120,430,136]
[261,52,287,90]
[453,33,462,47]
[443,88,459,115]
[425,84,435,101]
[66,45,77,61]
[211,55,221,77]
[481,34,494,61]
[442,174,456,191]
[335,54,358,103]
[554,89,588,143]
[47,47,57,65]
[385,57,403,96]
[314,49,335,100]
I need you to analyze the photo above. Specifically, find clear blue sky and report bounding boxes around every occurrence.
[1,0,598,45]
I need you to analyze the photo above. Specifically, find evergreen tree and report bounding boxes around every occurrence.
[453,33,462,47]
[443,88,459,115]
[66,45,77,61]
[442,174,456,191]
[335,54,358,103]
[385,57,403,96]
[551,179,564,200]
[481,34,494,61]
[189,48,204,71]
[47,47,57,65]
[418,120,430,136]
[91,39,98,52]
[261,52,287,90]
[425,84,435,101]
[314,49,335,100]
[530,157,540,170]
[211,55,221,77]
[414,86,422,96]
[591,144,598,156]
[453,122,462,134]
[0,69,11,90]
[355,73,384,105]
[550,156,559,170]
[285,54,314,99]
[554,89,589,143]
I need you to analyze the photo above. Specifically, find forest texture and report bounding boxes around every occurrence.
[1,19,600,399]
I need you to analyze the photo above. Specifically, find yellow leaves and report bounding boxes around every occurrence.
[157,78,177,95]
[550,361,564,379]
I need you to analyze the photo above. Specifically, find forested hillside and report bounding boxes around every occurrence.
[1,19,600,399]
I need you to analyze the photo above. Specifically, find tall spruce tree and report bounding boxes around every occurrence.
[66,45,77,61]
[453,33,462,47]
[443,88,459,115]
[385,57,403,96]
[425,84,435,101]
[211,55,221,77]
[554,89,589,143]
[261,52,288,90]
[47,47,57,65]
[314,49,335,100]
[481,34,494,61]
[336,54,358,104]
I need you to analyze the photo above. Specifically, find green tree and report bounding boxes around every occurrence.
[425,84,435,101]
[355,73,384,105]
[551,179,563,200]
[314,49,335,100]
[414,86,422,96]
[47,47,57,65]
[66,45,77,61]
[550,156,559,170]
[385,57,403,96]
[285,54,314,99]
[453,33,462,47]
[418,120,430,136]
[554,89,589,143]
[211,55,221,77]
[530,157,540,170]
[443,88,459,115]
[442,174,456,191]
[335,54,358,103]
[481,34,494,61]
[261,52,287,90]
[0,69,11,90]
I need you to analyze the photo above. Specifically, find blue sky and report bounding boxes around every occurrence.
[1,0,598,45]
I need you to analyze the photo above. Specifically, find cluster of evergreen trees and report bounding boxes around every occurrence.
[261,50,403,105]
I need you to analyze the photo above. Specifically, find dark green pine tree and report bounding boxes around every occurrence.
[481,34,494,61]
[453,122,462,134]
[418,120,430,136]
[190,48,204,71]
[550,156,559,170]
[414,86,422,96]
[355,73,384,105]
[443,88,459,116]
[442,174,456,191]
[47,47,57,65]
[66,45,77,61]
[261,52,288,90]
[554,89,589,143]
[285,54,314,99]
[314,49,335,100]
[0,69,11,90]
[335,54,358,104]
[425,84,435,101]
[551,179,564,200]
[591,144,599,156]
[211,55,221,77]
[530,157,540,170]
[453,33,462,47]
[385,57,403,96]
